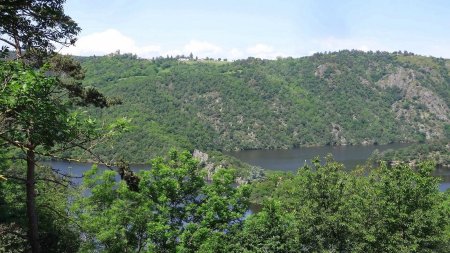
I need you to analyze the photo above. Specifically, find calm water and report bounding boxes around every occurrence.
[44,143,450,191]
[226,143,410,171]
[42,161,149,185]
[226,143,450,192]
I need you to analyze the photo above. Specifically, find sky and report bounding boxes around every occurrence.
[60,0,450,59]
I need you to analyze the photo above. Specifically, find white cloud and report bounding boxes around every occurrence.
[25,27,450,60]
[228,48,244,60]
[160,41,223,58]
[140,45,162,56]
[246,43,284,59]
[59,29,292,60]
[183,40,222,57]
[247,44,273,54]
[60,29,161,58]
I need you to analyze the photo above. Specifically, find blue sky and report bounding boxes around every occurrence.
[62,0,450,59]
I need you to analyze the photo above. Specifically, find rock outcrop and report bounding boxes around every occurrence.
[192,149,265,184]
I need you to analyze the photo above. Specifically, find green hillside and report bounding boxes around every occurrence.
[75,50,450,163]
[371,140,450,167]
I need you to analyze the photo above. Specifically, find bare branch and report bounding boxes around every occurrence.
[2,175,26,182]
[0,38,17,48]
[4,174,70,187]
[36,177,70,187]
[72,143,115,170]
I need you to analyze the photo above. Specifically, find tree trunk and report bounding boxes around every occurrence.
[26,148,40,253]
[13,29,23,58]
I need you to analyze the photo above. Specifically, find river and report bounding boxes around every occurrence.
[226,143,450,191]
[226,143,410,170]
[44,143,450,191]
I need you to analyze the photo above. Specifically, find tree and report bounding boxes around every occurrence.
[369,161,449,252]
[249,158,449,252]
[0,1,116,251]
[236,199,298,253]
[443,190,450,246]
[0,162,81,253]
[73,150,250,252]
[0,60,106,252]
[288,158,369,252]
[0,0,80,59]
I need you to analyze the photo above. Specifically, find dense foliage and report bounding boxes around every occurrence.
[0,59,125,252]
[371,140,450,167]
[1,48,448,253]
[0,0,80,58]
[0,162,80,252]
[0,2,115,251]
[0,59,104,253]
[2,1,448,252]
[246,158,450,253]
[67,152,450,252]
[72,150,250,252]
[75,51,450,162]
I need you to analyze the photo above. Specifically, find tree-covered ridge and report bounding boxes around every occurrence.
[2,1,448,252]
[77,51,450,162]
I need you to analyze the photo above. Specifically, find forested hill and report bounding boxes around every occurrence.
[76,50,450,162]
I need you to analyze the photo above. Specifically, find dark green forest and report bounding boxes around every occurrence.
[0,1,449,252]
[74,51,450,163]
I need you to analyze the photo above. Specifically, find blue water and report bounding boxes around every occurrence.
[226,143,450,192]
[44,143,450,191]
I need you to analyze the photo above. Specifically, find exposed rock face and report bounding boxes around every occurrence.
[193,149,209,164]
[331,123,347,145]
[377,67,450,139]
[192,149,215,181]
[192,149,265,184]
[315,63,341,81]
[315,64,328,78]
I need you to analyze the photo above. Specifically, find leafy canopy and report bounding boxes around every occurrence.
[73,150,250,253]
[0,0,80,57]
[0,61,97,151]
